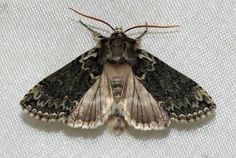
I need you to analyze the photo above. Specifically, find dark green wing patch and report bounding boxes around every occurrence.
[133,49,216,123]
[20,48,103,122]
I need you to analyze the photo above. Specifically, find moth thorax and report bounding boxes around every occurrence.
[110,39,126,58]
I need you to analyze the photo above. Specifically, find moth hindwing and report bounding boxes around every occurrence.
[20,11,216,134]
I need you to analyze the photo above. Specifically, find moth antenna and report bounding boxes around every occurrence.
[135,22,148,40]
[124,24,180,33]
[69,7,115,31]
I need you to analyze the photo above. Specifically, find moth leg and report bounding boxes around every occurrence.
[79,20,104,42]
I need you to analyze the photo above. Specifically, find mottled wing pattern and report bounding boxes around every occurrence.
[20,48,106,127]
[123,70,170,130]
[133,49,216,123]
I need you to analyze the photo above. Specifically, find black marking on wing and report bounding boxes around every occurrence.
[20,48,104,121]
[133,49,216,123]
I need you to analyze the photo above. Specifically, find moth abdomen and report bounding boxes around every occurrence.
[107,114,128,134]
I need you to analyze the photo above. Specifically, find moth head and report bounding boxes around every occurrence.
[100,26,143,64]
[69,7,180,63]
[108,28,130,59]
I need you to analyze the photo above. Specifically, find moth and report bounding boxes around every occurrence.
[20,8,216,134]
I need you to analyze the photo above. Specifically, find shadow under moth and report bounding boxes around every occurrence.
[20,8,216,134]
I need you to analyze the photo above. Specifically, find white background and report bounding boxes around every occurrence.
[1,0,235,157]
